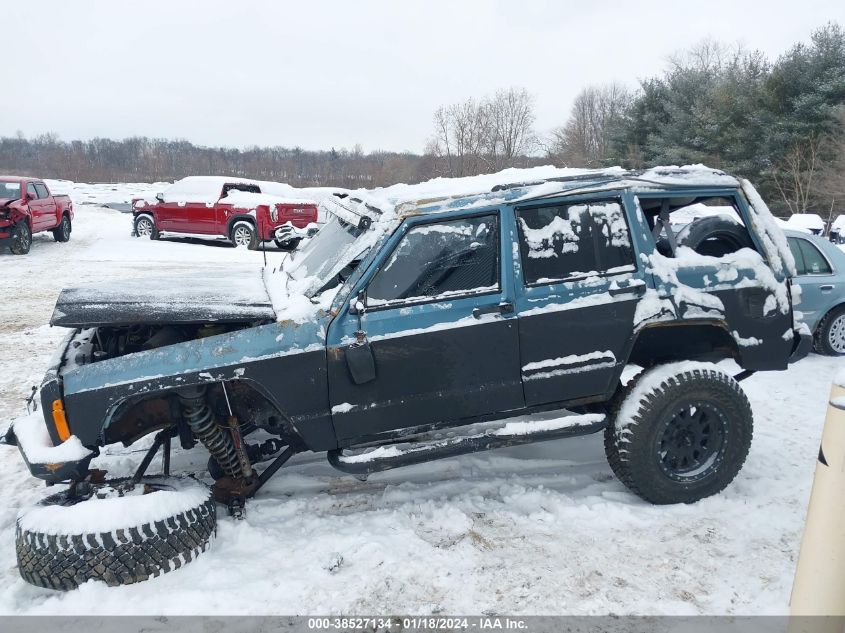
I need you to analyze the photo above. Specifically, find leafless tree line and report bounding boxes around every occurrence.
[0,134,436,188]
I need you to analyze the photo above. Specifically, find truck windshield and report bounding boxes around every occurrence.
[284,215,368,296]
[0,182,21,200]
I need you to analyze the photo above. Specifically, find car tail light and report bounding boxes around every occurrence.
[51,399,71,442]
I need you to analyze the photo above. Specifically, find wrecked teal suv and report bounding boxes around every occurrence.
[6,167,810,589]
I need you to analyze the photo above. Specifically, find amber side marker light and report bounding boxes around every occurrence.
[51,400,70,442]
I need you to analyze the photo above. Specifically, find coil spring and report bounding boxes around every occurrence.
[179,395,241,478]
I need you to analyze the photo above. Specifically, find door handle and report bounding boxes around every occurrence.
[472,301,514,319]
[820,284,834,292]
[609,283,647,297]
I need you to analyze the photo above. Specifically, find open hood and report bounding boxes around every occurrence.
[51,268,276,327]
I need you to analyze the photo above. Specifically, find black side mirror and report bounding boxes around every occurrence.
[155,193,165,203]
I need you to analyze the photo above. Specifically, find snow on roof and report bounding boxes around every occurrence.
[786,214,825,231]
[161,176,297,203]
[833,215,845,231]
[354,164,740,219]
[220,190,318,209]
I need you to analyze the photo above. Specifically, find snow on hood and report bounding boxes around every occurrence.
[51,267,275,327]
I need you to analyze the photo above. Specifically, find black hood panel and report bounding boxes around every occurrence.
[51,268,276,327]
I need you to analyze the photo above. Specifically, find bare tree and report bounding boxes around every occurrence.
[772,135,824,214]
[488,88,537,170]
[551,83,632,166]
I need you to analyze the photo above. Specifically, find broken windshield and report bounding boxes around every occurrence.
[0,182,21,201]
[281,211,390,298]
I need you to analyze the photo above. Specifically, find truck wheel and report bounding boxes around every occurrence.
[16,476,215,590]
[134,214,159,240]
[813,305,845,356]
[274,237,301,251]
[604,362,753,505]
[52,215,72,242]
[9,222,32,255]
[231,222,258,249]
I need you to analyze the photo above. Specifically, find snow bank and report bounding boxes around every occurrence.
[17,477,210,536]
[12,411,92,465]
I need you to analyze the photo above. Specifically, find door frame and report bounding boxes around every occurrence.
[324,204,524,442]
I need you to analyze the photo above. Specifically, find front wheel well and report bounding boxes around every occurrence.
[104,380,303,449]
[627,321,739,368]
[228,216,256,234]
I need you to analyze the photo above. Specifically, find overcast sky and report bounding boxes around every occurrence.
[4,0,844,153]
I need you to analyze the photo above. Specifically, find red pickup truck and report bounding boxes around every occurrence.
[0,177,73,255]
[131,177,320,250]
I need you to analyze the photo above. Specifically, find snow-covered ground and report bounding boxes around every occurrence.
[0,192,842,615]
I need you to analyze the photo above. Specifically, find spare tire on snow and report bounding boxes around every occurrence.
[16,476,215,590]
[676,215,754,257]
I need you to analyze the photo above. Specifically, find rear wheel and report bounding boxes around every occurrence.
[814,305,845,356]
[231,222,258,250]
[134,214,159,240]
[604,362,752,504]
[9,222,31,255]
[16,476,215,590]
[52,215,72,242]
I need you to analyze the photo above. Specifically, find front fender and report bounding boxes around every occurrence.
[61,318,337,451]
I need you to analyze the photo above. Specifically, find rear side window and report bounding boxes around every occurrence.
[222,183,260,196]
[517,199,635,284]
[34,183,50,199]
[367,214,500,306]
[789,237,832,275]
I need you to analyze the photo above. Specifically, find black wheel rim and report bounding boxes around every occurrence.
[655,401,728,482]
[17,226,31,251]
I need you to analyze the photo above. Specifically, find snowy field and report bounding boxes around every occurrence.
[0,193,842,615]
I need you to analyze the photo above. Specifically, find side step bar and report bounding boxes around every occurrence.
[327,413,607,475]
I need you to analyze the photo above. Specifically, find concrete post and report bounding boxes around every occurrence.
[789,381,845,631]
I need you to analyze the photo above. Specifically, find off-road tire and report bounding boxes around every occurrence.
[677,216,754,257]
[230,221,258,250]
[813,305,845,356]
[16,477,215,590]
[9,222,31,255]
[274,237,301,251]
[134,214,159,240]
[52,215,72,242]
[604,363,753,505]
